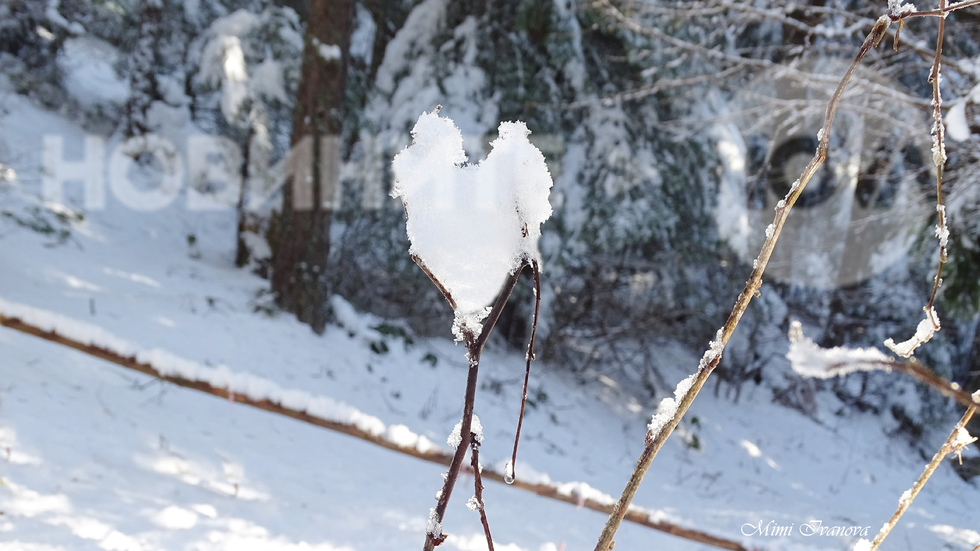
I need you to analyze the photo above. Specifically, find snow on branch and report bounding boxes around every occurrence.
[0,296,434,449]
[391,109,553,340]
[787,320,893,379]
[787,319,979,410]
[883,306,940,358]
[648,373,697,439]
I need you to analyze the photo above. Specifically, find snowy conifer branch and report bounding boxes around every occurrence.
[854,398,977,551]
[593,16,894,551]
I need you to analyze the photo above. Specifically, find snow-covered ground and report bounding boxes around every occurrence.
[1,82,978,551]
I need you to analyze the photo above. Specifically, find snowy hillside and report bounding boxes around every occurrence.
[1,80,978,551]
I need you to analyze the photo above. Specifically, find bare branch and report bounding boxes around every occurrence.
[592,15,894,551]
[863,403,977,550]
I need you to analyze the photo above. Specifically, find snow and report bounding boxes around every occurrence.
[313,38,342,62]
[391,111,553,339]
[426,507,443,537]
[218,36,249,122]
[947,82,980,142]
[935,204,949,249]
[0,295,426,444]
[57,37,129,108]
[448,414,483,448]
[946,100,971,142]
[951,427,977,450]
[884,306,941,358]
[251,59,289,103]
[887,0,917,18]
[698,329,725,371]
[648,374,697,438]
[0,78,977,551]
[788,320,893,378]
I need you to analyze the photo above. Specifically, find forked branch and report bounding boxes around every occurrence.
[423,266,524,551]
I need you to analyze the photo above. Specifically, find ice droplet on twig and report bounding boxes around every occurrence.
[503,459,515,484]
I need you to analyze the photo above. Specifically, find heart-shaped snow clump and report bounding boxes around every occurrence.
[392,111,553,340]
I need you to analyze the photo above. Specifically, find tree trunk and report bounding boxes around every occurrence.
[123,0,165,138]
[270,0,354,333]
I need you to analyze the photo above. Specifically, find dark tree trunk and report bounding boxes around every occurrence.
[270,0,354,333]
[124,0,165,138]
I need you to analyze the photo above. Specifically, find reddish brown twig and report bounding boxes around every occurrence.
[507,261,541,484]
[470,438,494,551]
[423,267,524,551]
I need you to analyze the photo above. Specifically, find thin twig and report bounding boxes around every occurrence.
[412,253,458,310]
[865,403,977,550]
[508,261,541,484]
[818,358,980,410]
[592,15,894,551]
[470,438,494,551]
[0,309,748,551]
[925,0,948,314]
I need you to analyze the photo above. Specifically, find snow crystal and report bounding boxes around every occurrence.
[788,320,893,378]
[465,496,482,511]
[391,111,553,338]
[648,374,697,438]
[764,223,775,239]
[884,306,940,358]
[932,130,947,168]
[935,205,949,249]
[852,539,874,551]
[952,427,977,449]
[698,329,725,371]
[447,414,483,449]
[887,0,917,18]
[899,489,912,506]
[426,507,442,537]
